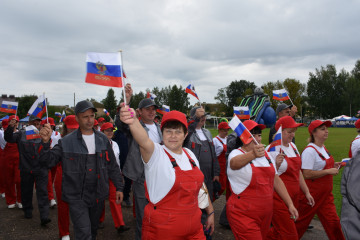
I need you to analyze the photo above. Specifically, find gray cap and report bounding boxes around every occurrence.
[190,106,201,119]
[75,100,97,115]
[29,115,41,122]
[276,103,293,116]
[138,98,158,109]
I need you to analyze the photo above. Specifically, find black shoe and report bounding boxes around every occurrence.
[41,218,51,226]
[117,225,130,233]
[24,211,33,219]
[98,222,104,229]
[308,225,314,230]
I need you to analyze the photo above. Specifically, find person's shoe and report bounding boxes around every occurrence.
[50,199,57,208]
[16,202,23,209]
[308,225,314,230]
[24,211,33,219]
[122,198,133,207]
[61,235,70,240]
[41,218,51,226]
[117,225,130,233]
[98,222,104,229]
[8,204,16,209]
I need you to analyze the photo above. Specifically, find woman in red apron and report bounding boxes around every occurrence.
[119,106,215,239]
[227,120,298,240]
[295,120,345,240]
[0,119,9,198]
[266,116,314,240]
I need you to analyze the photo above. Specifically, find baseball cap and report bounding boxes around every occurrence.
[9,115,20,122]
[308,120,332,134]
[276,103,293,116]
[63,115,79,129]
[75,100,97,115]
[218,122,231,130]
[100,122,115,131]
[138,99,158,109]
[41,117,55,126]
[355,119,360,128]
[275,116,304,131]
[29,115,41,121]
[97,117,105,123]
[1,119,9,129]
[243,120,266,131]
[94,119,98,126]
[160,111,188,130]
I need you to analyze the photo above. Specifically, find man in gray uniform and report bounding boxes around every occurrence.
[115,98,162,240]
[5,115,51,226]
[39,100,124,240]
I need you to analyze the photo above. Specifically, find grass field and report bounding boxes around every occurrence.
[208,126,356,216]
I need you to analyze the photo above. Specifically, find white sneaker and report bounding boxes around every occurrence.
[8,204,16,209]
[61,235,70,240]
[1,193,5,198]
[50,199,57,207]
[16,202,23,209]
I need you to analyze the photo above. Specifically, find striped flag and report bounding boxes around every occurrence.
[156,105,170,115]
[268,126,282,152]
[229,116,252,145]
[104,109,110,116]
[146,92,157,100]
[185,84,199,100]
[26,125,41,140]
[59,110,66,123]
[273,89,290,101]
[28,94,46,118]
[234,106,250,120]
[0,101,18,114]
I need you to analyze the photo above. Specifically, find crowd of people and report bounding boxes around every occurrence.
[0,83,359,239]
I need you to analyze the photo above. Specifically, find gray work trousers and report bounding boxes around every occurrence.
[133,180,149,240]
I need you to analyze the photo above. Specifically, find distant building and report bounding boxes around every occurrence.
[0,94,16,105]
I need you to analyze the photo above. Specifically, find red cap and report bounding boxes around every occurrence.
[308,120,332,134]
[355,119,360,128]
[9,115,20,122]
[218,122,231,130]
[63,115,79,129]
[41,117,55,126]
[1,119,9,129]
[275,116,304,131]
[243,120,266,131]
[100,122,114,131]
[94,119,98,126]
[161,111,188,130]
[97,117,105,123]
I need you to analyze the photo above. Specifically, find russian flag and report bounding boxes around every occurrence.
[340,158,351,167]
[157,105,170,115]
[146,92,157,100]
[55,112,61,117]
[104,109,110,116]
[26,125,41,140]
[234,106,250,120]
[185,84,199,100]
[59,110,66,123]
[268,126,282,152]
[229,117,252,145]
[0,101,18,114]
[28,94,46,118]
[85,52,123,88]
[273,89,290,101]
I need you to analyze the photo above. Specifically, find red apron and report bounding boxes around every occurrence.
[227,150,275,240]
[295,146,345,240]
[0,147,5,194]
[348,136,360,158]
[54,164,70,238]
[142,148,205,240]
[3,142,21,205]
[215,136,228,198]
[267,143,301,240]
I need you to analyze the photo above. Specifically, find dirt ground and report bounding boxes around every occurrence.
[0,192,328,240]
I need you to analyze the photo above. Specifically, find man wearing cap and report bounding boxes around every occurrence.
[269,103,292,144]
[5,114,51,226]
[349,118,360,158]
[115,96,162,240]
[39,100,124,240]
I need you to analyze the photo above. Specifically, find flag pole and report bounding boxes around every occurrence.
[44,93,49,123]
[119,50,127,106]
[280,125,282,153]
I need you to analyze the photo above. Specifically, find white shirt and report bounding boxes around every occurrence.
[266,143,300,175]
[301,143,329,171]
[143,143,200,204]
[351,135,360,157]
[50,131,61,148]
[227,148,277,195]
[111,140,121,170]
[213,136,227,156]
[196,129,207,141]
[145,123,161,143]
[82,133,96,154]
[0,130,6,150]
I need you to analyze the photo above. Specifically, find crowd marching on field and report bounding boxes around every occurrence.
[1,82,360,240]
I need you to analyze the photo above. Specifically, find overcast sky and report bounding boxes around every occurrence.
[1,0,359,108]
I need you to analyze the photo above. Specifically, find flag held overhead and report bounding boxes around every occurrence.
[28,94,46,119]
[273,89,290,101]
[185,84,199,100]
[0,101,18,114]
[234,106,250,120]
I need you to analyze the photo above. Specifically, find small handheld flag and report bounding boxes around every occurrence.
[273,89,290,101]
[146,92,157,100]
[0,101,18,114]
[156,105,170,115]
[229,117,253,145]
[85,52,123,88]
[339,158,351,168]
[104,109,110,116]
[55,112,61,117]
[234,106,250,120]
[59,110,66,123]
[185,84,199,101]
[268,126,282,152]
[28,94,46,118]
[26,125,41,140]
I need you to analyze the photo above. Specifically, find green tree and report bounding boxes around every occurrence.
[15,95,38,118]
[101,88,117,117]
[347,60,360,117]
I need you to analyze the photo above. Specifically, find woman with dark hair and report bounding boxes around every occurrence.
[120,105,215,239]
[226,120,298,240]
[295,120,345,240]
